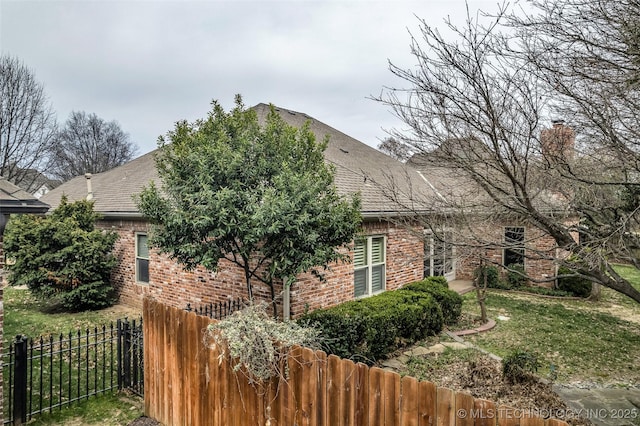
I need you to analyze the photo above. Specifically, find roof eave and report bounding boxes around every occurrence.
[0,201,50,215]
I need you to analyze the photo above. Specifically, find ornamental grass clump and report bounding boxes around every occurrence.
[205,303,320,383]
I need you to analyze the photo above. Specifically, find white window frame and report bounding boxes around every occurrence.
[354,235,386,298]
[424,230,455,280]
[135,233,150,284]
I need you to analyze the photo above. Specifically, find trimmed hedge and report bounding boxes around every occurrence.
[474,265,505,288]
[421,275,449,289]
[400,278,463,325]
[299,290,443,364]
[557,266,592,298]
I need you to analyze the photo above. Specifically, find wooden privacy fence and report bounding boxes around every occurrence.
[143,298,569,426]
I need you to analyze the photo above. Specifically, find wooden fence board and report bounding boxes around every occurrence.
[473,399,496,426]
[196,315,211,426]
[315,350,328,426]
[418,380,436,426]
[354,362,369,426]
[278,362,294,426]
[162,302,172,424]
[327,355,344,426]
[142,300,152,419]
[437,387,455,426]
[342,359,357,425]
[455,392,474,426]
[384,370,401,426]
[400,375,419,426]
[497,406,519,426]
[521,416,545,426]
[142,299,570,426]
[368,367,385,426]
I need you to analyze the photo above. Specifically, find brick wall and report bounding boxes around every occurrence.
[454,220,567,286]
[104,216,568,317]
[101,218,424,317]
[290,220,424,316]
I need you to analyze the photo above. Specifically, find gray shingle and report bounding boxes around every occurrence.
[42,104,435,217]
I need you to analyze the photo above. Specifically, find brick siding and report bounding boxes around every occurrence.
[103,217,567,317]
[101,219,424,317]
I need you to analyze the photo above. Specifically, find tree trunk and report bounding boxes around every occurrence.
[589,283,602,301]
[476,261,488,324]
[268,281,278,319]
[243,263,254,302]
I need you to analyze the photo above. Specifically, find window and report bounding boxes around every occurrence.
[136,233,149,283]
[354,236,386,297]
[504,227,525,267]
[424,231,454,279]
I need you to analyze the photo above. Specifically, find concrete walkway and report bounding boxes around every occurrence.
[448,279,475,294]
[552,385,640,426]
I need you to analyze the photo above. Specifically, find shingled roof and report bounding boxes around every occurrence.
[41,104,435,218]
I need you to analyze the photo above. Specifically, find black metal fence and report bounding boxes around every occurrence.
[3,317,143,425]
[185,298,245,319]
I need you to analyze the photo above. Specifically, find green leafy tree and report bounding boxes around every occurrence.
[4,196,118,311]
[137,96,362,315]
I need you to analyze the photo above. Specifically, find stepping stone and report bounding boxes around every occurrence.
[442,342,470,350]
[427,343,446,354]
[404,346,432,357]
[381,359,405,370]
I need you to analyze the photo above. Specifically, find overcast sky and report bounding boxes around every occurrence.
[1,0,503,156]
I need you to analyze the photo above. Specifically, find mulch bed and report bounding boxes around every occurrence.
[424,354,591,426]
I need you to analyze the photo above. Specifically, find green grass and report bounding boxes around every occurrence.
[461,289,640,383]
[3,286,141,346]
[27,393,143,425]
[3,287,143,425]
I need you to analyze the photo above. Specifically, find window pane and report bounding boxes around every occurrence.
[354,268,367,297]
[504,227,525,266]
[354,240,367,267]
[137,234,149,258]
[371,237,384,264]
[137,258,149,283]
[371,264,385,292]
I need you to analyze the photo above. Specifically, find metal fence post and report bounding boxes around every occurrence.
[13,335,28,425]
[116,319,122,390]
[117,319,132,390]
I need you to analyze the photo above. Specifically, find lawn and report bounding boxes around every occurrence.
[3,286,141,346]
[456,265,640,384]
[2,286,144,426]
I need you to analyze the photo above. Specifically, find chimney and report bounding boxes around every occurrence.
[540,120,575,163]
[85,173,93,200]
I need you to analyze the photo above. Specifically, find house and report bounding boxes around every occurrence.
[41,104,563,316]
[11,168,61,199]
[405,121,577,284]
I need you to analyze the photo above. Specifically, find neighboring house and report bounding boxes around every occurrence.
[41,104,564,316]
[11,169,61,199]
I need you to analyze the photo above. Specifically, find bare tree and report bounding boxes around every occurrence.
[50,111,138,181]
[0,55,56,190]
[376,1,640,303]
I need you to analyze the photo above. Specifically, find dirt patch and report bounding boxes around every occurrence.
[128,417,160,426]
[98,304,143,318]
[398,352,591,425]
